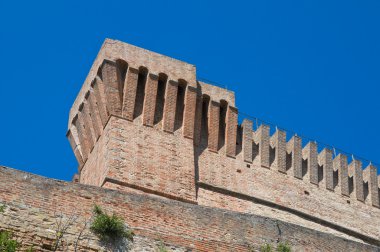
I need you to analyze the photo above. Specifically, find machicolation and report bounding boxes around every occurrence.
[0,38,379,251]
[67,38,380,246]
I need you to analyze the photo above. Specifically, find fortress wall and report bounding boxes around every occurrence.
[196,187,365,243]
[0,166,377,252]
[68,43,235,204]
[65,39,380,248]
[195,123,380,242]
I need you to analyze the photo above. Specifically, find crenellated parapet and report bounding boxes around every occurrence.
[67,39,380,245]
[196,118,380,243]
[234,120,380,208]
[67,40,199,170]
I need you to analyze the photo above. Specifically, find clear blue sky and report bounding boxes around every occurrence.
[0,1,379,180]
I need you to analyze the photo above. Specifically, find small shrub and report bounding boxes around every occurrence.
[260,242,291,252]
[0,205,5,213]
[157,240,169,252]
[277,242,291,252]
[90,205,134,243]
[0,231,20,252]
[261,243,273,252]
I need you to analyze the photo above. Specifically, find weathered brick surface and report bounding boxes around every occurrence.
[82,101,97,145]
[92,77,109,126]
[270,129,286,172]
[348,160,365,202]
[182,86,197,139]
[208,101,220,152]
[318,148,334,190]
[286,135,302,178]
[63,39,380,250]
[69,39,196,127]
[80,127,108,186]
[122,67,139,120]
[67,129,84,168]
[242,119,253,163]
[142,73,159,126]
[196,187,371,243]
[0,167,378,252]
[225,106,238,157]
[197,81,235,106]
[302,142,318,185]
[196,145,380,243]
[100,116,197,203]
[162,80,178,133]
[334,154,350,196]
[363,164,380,207]
[254,124,270,168]
[87,90,103,139]
[73,114,89,161]
[101,60,123,116]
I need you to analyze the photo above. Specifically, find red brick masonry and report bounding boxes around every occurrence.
[0,167,377,251]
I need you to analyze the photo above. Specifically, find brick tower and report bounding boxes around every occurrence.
[67,39,380,245]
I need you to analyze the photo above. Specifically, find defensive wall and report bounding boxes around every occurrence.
[64,39,380,248]
[0,166,378,251]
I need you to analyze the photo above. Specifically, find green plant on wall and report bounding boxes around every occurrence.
[276,242,291,252]
[0,205,6,213]
[260,243,273,252]
[0,231,20,252]
[90,205,134,243]
[156,240,169,252]
[260,242,291,252]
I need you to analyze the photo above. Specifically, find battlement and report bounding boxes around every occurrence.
[67,39,380,245]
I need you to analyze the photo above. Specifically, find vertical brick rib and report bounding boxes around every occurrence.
[183,86,197,139]
[73,114,89,161]
[83,94,98,143]
[302,142,318,184]
[67,129,84,167]
[348,160,365,202]
[122,67,139,120]
[92,77,108,126]
[225,106,238,157]
[318,148,334,190]
[142,73,159,126]
[79,104,94,151]
[101,60,122,116]
[69,122,84,159]
[334,154,349,196]
[208,101,220,152]
[363,165,380,207]
[255,124,270,168]
[193,95,203,145]
[87,89,103,136]
[271,129,286,173]
[287,135,302,178]
[162,80,178,133]
[242,119,253,163]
